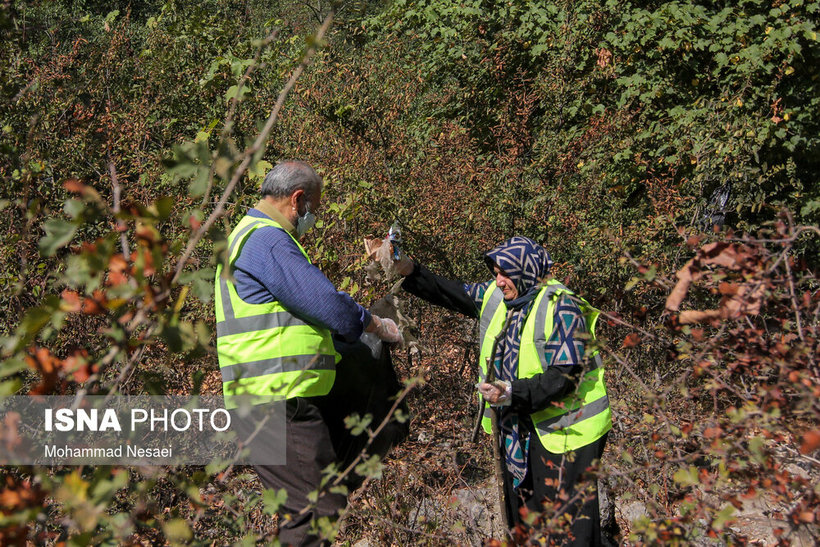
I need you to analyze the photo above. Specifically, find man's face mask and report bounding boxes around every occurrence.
[296,203,316,237]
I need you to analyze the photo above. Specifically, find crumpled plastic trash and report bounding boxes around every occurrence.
[364,236,399,281]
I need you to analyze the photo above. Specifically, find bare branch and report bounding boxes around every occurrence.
[107,160,131,259]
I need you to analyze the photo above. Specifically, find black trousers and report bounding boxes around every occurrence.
[253,397,347,547]
[504,432,608,546]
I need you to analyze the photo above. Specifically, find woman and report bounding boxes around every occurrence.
[396,236,611,545]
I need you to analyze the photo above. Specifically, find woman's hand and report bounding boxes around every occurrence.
[477,381,512,406]
[390,243,414,276]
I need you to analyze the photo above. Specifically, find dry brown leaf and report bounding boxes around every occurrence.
[60,290,83,313]
[686,235,703,247]
[622,333,641,348]
[364,237,384,260]
[2,412,21,451]
[25,348,60,395]
[720,284,764,318]
[718,282,739,295]
[665,260,695,311]
[800,429,820,454]
[109,253,128,273]
[64,350,91,383]
[62,178,86,193]
[797,512,815,523]
[679,309,722,324]
[666,242,760,316]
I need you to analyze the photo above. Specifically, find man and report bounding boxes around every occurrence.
[394,236,611,545]
[214,160,402,546]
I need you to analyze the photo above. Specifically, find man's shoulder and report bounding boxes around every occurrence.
[236,222,300,263]
[244,221,291,243]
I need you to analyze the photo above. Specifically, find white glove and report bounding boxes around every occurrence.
[477,380,512,406]
[371,315,403,344]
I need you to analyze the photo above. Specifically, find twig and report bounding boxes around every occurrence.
[725,225,820,244]
[779,443,820,468]
[107,160,130,259]
[172,11,335,285]
[779,212,805,343]
[606,349,654,394]
[622,250,672,290]
[596,309,669,344]
[12,76,39,103]
[783,250,804,342]
[369,513,463,542]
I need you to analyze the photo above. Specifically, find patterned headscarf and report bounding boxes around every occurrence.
[483,236,553,488]
[484,236,553,304]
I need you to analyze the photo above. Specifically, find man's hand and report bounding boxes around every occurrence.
[368,315,403,344]
[477,381,512,406]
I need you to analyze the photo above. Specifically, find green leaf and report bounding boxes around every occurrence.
[90,470,129,503]
[161,323,183,353]
[800,199,820,217]
[63,199,86,220]
[225,84,251,103]
[152,196,175,220]
[344,412,373,436]
[354,454,384,480]
[179,268,216,304]
[0,357,27,379]
[711,504,736,531]
[673,465,700,487]
[188,167,210,197]
[393,408,409,423]
[16,297,62,349]
[164,145,199,180]
[0,378,22,396]
[247,160,272,184]
[262,488,288,515]
[163,519,192,542]
[329,484,349,496]
[39,219,77,256]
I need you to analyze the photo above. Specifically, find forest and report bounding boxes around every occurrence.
[1,0,818,544]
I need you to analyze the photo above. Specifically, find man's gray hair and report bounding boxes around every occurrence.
[261,160,323,199]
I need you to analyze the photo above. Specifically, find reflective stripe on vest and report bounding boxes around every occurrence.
[477,286,504,382]
[215,215,339,408]
[477,280,612,453]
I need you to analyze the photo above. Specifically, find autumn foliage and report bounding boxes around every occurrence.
[0,0,818,544]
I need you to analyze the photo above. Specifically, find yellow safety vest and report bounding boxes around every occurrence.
[215,215,340,408]
[478,280,612,453]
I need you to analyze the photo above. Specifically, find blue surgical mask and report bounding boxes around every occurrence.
[296,204,316,237]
